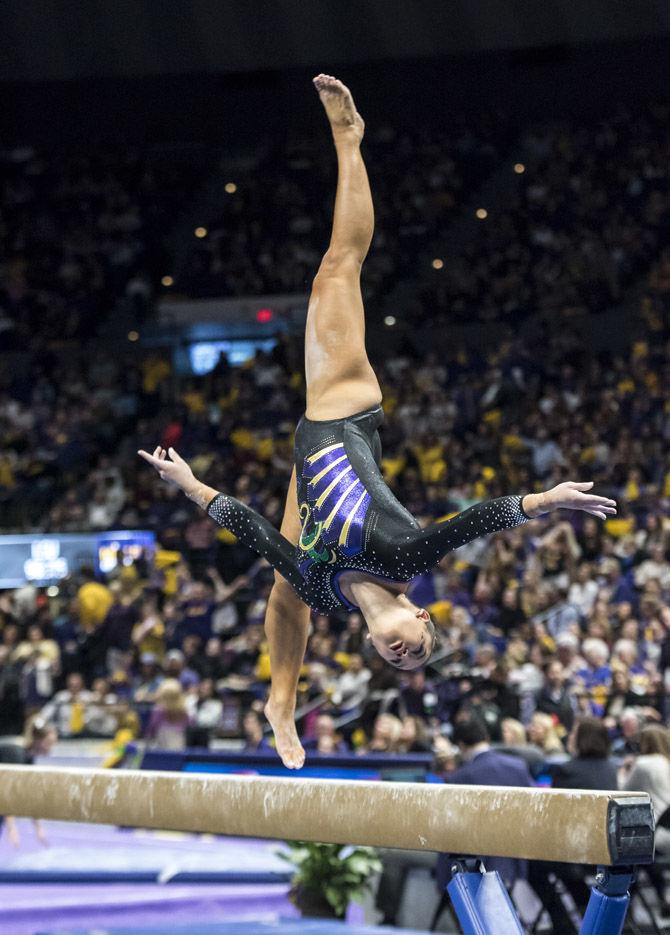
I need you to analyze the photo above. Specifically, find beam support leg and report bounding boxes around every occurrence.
[579,867,635,935]
[447,858,525,935]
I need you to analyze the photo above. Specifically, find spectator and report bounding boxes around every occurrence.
[366,714,403,753]
[186,678,223,746]
[634,543,670,590]
[622,725,670,912]
[303,714,349,754]
[527,712,565,758]
[551,717,619,790]
[85,677,122,737]
[534,660,575,732]
[611,708,642,757]
[144,679,191,750]
[242,710,274,753]
[330,654,371,711]
[400,669,433,720]
[132,596,166,660]
[163,648,200,690]
[555,633,585,678]
[133,653,163,703]
[498,717,545,778]
[337,614,366,654]
[574,638,612,716]
[568,562,599,619]
[397,715,431,753]
[41,672,93,738]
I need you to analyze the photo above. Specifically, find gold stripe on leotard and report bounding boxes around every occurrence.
[315,465,353,508]
[338,488,369,547]
[305,442,344,465]
[323,478,362,531]
[308,454,348,486]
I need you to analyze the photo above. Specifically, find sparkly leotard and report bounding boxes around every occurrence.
[207,406,530,613]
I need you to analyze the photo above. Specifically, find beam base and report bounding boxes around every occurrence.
[447,859,525,935]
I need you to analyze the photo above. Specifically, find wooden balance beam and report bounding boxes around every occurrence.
[0,765,654,866]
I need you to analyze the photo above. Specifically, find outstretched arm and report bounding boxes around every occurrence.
[138,447,305,596]
[396,482,616,577]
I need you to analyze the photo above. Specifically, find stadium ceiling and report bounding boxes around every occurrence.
[2,0,670,83]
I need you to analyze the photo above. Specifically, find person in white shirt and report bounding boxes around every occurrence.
[634,543,670,591]
[622,725,670,911]
[186,678,223,733]
[568,562,599,618]
[40,672,94,738]
[330,653,371,710]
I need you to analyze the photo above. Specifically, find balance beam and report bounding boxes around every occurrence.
[0,765,653,866]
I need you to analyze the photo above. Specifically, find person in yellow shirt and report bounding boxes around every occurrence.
[76,567,113,632]
[131,597,166,660]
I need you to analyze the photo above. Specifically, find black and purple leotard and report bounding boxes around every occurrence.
[207,406,530,613]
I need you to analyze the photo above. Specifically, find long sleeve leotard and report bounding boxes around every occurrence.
[207,406,530,613]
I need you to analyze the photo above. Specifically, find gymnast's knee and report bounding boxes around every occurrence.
[314,247,363,283]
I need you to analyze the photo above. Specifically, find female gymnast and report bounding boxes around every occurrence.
[140,75,617,767]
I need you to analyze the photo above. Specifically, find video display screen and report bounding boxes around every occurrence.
[0,530,155,589]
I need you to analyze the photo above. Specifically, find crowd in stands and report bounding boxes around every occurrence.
[423,102,670,325]
[179,100,670,334]
[0,141,209,349]
[181,111,508,301]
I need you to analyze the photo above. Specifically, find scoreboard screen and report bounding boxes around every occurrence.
[0,530,155,589]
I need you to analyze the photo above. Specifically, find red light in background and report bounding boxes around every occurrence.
[256,308,273,323]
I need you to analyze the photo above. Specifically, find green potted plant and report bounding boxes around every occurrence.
[277,841,382,919]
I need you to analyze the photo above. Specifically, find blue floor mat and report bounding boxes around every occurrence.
[39,922,433,935]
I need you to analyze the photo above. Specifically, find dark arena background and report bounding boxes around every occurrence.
[1,3,670,934]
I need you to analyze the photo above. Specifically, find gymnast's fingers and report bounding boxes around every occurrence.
[584,501,616,513]
[138,450,163,469]
[167,447,184,463]
[588,494,617,507]
[583,499,616,512]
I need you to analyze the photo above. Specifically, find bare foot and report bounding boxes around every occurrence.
[313,73,364,142]
[264,699,305,770]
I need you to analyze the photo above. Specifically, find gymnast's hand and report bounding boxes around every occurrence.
[137,446,196,493]
[523,482,617,520]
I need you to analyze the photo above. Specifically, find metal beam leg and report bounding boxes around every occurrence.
[579,867,635,935]
[447,859,525,935]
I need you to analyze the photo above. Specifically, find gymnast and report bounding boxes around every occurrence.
[140,75,617,767]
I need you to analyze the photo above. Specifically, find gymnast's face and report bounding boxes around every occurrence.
[369,604,436,670]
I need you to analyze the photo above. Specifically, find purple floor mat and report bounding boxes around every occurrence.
[0,820,299,934]
[0,882,296,935]
[0,818,290,882]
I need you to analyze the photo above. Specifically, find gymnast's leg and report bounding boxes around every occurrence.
[263,469,311,769]
[304,74,382,420]
[263,76,380,769]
